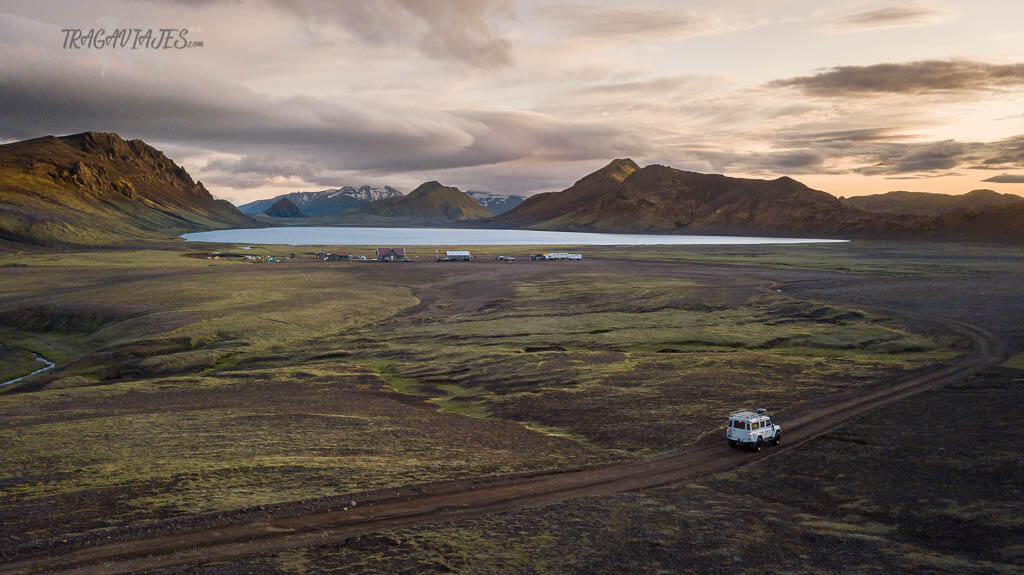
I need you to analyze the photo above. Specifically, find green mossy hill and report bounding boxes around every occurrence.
[364,181,492,221]
[0,131,251,246]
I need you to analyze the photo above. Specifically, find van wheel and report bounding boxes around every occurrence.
[754,438,763,452]
[728,440,737,448]
[773,432,781,446]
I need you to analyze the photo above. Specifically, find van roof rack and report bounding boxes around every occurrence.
[729,408,770,418]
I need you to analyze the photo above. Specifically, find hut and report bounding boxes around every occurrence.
[376,247,407,262]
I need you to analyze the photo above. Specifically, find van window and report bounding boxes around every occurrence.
[753,421,760,430]
[733,420,745,429]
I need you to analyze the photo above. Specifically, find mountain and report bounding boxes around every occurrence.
[492,159,1024,241]
[263,197,304,218]
[842,189,1024,216]
[932,202,1024,242]
[238,186,403,216]
[497,159,640,228]
[363,181,492,221]
[494,159,928,237]
[0,132,250,246]
[466,190,526,215]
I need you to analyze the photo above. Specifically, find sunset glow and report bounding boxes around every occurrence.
[2,0,1023,203]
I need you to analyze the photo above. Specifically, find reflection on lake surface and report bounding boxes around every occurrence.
[182,227,848,246]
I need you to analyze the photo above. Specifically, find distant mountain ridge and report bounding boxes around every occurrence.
[492,158,1023,242]
[238,186,403,216]
[466,190,525,215]
[0,131,250,246]
[494,158,907,236]
[263,197,305,218]
[364,181,492,221]
[4,132,1020,246]
[842,189,1024,216]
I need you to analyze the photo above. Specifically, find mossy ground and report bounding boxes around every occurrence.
[209,369,1023,575]
[0,345,43,382]
[344,273,960,454]
[1003,353,1024,370]
[0,242,1005,566]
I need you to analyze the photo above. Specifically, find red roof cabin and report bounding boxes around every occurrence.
[376,247,407,262]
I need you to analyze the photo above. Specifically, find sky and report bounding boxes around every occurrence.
[1,0,1023,204]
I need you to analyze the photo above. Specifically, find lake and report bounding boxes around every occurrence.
[181,227,848,246]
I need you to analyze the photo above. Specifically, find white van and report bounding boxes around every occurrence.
[544,253,582,261]
[725,408,781,451]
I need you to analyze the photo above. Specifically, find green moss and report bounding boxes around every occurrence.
[0,346,44,383]
[1003,353,1024,370]
[337,275,958,454]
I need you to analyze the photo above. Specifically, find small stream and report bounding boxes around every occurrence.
[0,353,56,388]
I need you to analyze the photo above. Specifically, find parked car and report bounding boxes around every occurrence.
[725,408,781,451]
[496,255,516,262]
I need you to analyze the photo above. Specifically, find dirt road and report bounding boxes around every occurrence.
[4,283,1004,574]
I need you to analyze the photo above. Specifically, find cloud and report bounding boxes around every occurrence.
[163,0,515,68]
[539,4,712,39]
[982,173,1024,183]
[977,135,1024,165]
[741,149,827,172]
[884,172,960,180]
[778,127,912,148]
[834,6,947,30]
[188,109,650,189]
[0,34,647,194]
[770,60,1024,96]
[855,140,974,175]
[821,134,1024,176]
[573,75,723,97]
[659,146,827,176]
[726,122,1024,177]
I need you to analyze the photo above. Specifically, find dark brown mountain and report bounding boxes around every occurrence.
[263,197,305,218]
[494,159,934,237]
[930,202,1024,242]
[0,132,251,246]
[496,158,640,228]
[842,189,1024,216]
[363,181,492,221]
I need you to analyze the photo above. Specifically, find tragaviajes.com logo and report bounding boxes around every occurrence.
[62,28,203,50]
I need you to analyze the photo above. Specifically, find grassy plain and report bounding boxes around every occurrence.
[0,345,41,382]
[0,251,605,553]
[347,271,958,453]
[0,241,1004,566]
